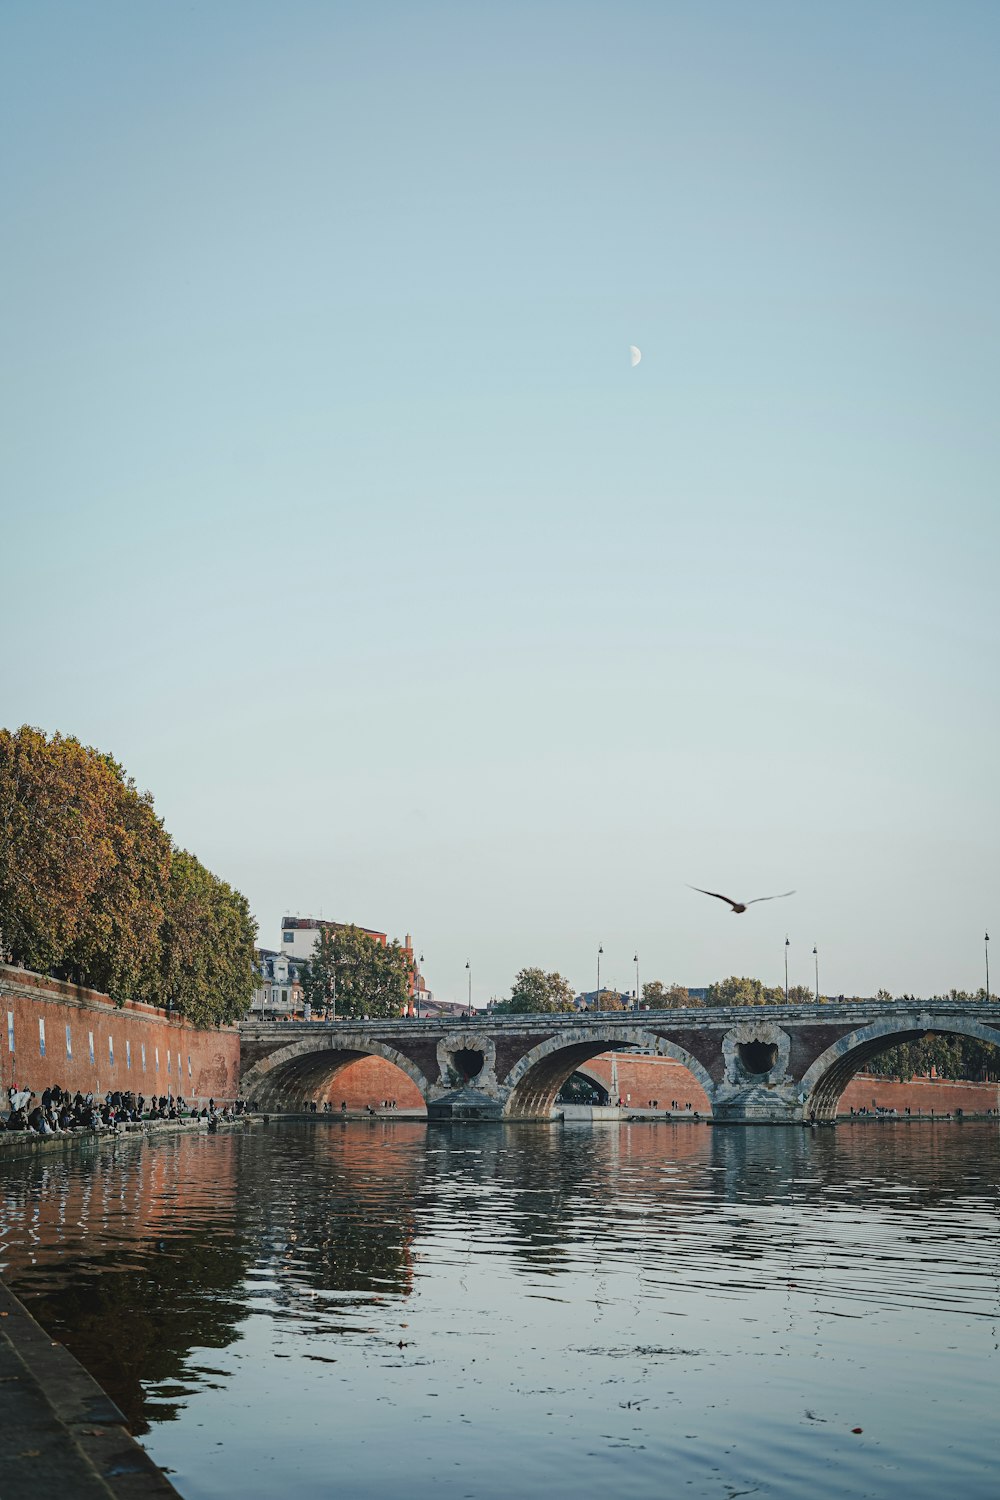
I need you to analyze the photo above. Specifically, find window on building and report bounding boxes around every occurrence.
[188,1055,193,1080]
[7,1012,14,1053]
[283,932,294,943]
[155,1047,160,1073]
[38,1018,46,1058]
[89,1031,95,1065]
[141,1043,147,1071]
[126,1039,132,1070]
[65,1024,73,1058]
[167,1050,171,1075]
[108,1035,114,1066]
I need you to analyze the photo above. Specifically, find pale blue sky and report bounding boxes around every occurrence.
[3,2,998,1004]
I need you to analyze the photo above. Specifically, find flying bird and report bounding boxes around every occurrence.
[688,885,796,914]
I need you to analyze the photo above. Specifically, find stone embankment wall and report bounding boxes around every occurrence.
[0,964,239,1105]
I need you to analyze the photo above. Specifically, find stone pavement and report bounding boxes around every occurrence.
[0,1279,180,1500]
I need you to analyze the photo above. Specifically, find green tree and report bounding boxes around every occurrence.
[642,980,696,1008]
[707,975,772,1006]
[300,923,411,1020]
[160,850,258,1027]
[493,967,577,1014]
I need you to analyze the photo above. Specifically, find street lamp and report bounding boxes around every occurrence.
[596,945,603,1012]
[417,954,424,1018]
[986,932,991,1004]
[634,953,640,1012]
[465,960,471,1014]
[784,937,790,1004]
[813,945,819,1003]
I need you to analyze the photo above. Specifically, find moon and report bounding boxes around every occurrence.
[629,345,642,367]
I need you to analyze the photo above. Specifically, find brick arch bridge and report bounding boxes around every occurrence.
[239,1001,1000,1123]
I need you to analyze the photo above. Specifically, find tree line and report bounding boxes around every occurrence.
[0,725,258,1026]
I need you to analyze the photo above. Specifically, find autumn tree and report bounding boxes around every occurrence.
[0,726,169,997]
[493,967,576,1014]
[0,725,258,1024]
[299,923,411,1019]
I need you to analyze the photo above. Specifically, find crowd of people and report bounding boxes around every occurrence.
[2,1084,256,1135]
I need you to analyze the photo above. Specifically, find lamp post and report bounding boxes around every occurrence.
[596,945,603,1012]
[986,933,991,1004]
[784,936,790,1004]
[813,945,819,1003]
[465,960,471,1014]
[417,954,424,1018]
[634,953,640,1012]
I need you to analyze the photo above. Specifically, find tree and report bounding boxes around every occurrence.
[642,980,696,1008]
[706,976,785,1007]
[493,967,576,1014]
[0,726,170,999]
[300,924,411,1020]
[787,984,815,1007]
[160,850,258,1027]
[0,725,258,1023]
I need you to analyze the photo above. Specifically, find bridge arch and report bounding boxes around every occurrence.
[799,1014,1000,1121]
[501,1028,716,1121]
[241,1033,434,1112]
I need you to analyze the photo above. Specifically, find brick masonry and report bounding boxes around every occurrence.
[0,965,239,1106]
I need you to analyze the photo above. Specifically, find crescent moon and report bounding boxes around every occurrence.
[629,345,642,367]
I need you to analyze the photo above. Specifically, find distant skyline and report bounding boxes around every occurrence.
[3,3,997,1007]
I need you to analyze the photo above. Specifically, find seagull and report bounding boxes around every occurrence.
[688,885,796,914]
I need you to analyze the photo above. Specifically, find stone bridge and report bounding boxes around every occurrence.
[239,1000,1000,1123]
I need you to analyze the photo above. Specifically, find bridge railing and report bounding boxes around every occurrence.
[240,999,1000,1033]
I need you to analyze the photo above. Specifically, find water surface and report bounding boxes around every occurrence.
[1,1120,998,1499]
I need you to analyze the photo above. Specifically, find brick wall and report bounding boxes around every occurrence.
[582,1055,712,1110]
[320,1056,425,1110]
[580,1054,999,1116]
[838,1074,999,1115]
[0,965,239,1105]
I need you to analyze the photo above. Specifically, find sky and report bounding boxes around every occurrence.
[2,1,998,1006]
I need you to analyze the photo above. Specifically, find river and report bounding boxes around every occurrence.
[1,1119,998,1499]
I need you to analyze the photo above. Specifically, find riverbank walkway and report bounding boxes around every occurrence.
[0,1279,179,1500]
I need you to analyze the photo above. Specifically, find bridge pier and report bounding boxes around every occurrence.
[427,1086,505,1122]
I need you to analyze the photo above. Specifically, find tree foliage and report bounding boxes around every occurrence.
[0,725,257,1025]
[493,967,577,1014]
[706,975,785,1007]
[161,850,258,1027]
[299,923,411,1019]
[642,980,697,1008]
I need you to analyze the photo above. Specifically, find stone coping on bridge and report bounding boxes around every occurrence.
[240,999,1000,1032]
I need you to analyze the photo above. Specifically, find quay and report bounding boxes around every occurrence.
[0,1279,179,1500]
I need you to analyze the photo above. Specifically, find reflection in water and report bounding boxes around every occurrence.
[1,1120,998,1498]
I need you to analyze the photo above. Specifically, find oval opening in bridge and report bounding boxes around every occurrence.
[452,1048,485,1082]
[738,1041,778,1076]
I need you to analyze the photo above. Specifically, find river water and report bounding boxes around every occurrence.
[1,1120,998,1500]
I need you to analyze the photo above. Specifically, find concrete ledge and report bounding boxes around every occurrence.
[0,1280,180,1499]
